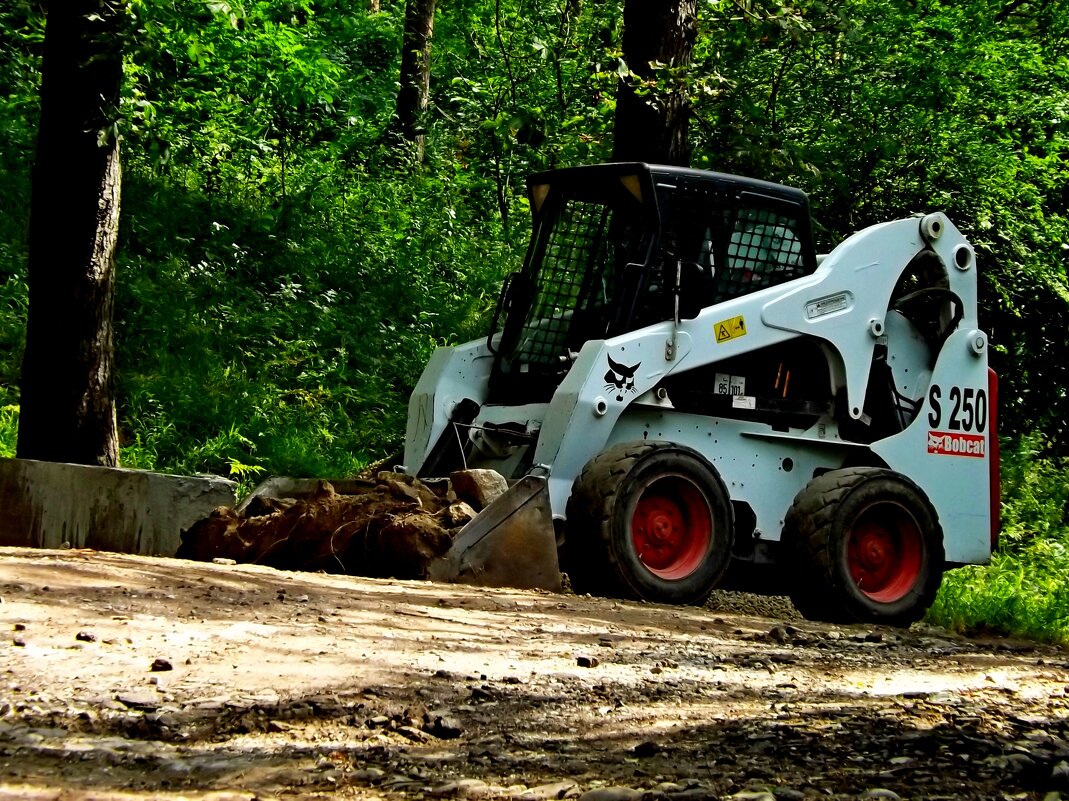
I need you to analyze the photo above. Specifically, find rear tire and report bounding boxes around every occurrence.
[564,442,732,605]
[781,467,944,626]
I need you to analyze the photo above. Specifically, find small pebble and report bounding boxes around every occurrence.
[632,740,658,757]
[578,788,642,801]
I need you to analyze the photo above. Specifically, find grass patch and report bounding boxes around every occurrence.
[928,436,1069,644]
[931,542,1069,644]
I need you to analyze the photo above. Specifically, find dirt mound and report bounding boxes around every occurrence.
[178,472,477,578]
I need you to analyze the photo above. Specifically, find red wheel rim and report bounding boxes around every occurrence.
[631,476,713,580]
[846,503,924,603]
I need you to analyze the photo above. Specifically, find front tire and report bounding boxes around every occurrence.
[565,442,733,605]
[781,467,944,626]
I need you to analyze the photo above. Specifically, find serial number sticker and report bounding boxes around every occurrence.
[715,315,747,343]
[927,431,986,458]
[805,292,852,320]
[714,373,746,396]
[732,395,756,410]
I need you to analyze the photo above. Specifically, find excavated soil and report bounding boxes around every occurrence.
[1,548,1069,801]
[177,474,472,579]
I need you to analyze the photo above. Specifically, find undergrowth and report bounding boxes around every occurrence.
[928,435,1069,644]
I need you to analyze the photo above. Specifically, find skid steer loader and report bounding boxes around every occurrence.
[402,162,999,626]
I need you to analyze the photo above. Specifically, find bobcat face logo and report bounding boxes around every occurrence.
[605,355,640,402]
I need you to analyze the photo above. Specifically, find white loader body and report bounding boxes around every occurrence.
[403,163,996,624]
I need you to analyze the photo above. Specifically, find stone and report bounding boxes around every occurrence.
[352,768,386,783]
[513,780,579,800]
[768,626,790,643]
[150,658,173,672]
[457,779,491,798]
[0,457,236,555]
[577,656,600,668]
[1052,761,1069,789]
[665,789,716,801]
[432,779,491,799]
[75,631,96,643]
[445,502,479,527]
[771,790,805,801]
[116,692,161,711]
[427,714,463,739]
[449,469,509,512]
[859,791,901,801]
[578,788,643,801]
[398,725,433,743]
[633,741,659,757]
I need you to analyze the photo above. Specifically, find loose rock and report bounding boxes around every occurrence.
[578,788,643,801]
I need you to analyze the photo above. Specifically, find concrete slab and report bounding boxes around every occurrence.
[0,457,237,556]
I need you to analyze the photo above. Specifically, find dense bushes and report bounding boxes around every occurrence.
[112,167,517,477]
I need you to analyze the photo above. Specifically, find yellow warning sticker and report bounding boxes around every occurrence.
[715,315,747,344]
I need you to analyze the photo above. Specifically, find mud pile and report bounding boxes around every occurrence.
[178,472,487,579]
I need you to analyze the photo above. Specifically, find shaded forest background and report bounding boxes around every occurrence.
[0,0,1068,636]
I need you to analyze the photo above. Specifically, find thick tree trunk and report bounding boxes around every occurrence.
[17,0,122,467]
[391,0,437,162]
[612,0,697,166]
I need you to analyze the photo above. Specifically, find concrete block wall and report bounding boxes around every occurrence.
[0,457,237,556]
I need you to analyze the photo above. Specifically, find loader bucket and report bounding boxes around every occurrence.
[428,475,562,592]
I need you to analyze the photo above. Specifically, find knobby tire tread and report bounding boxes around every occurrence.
[566,441,732,604]
[566,442,659,598]
[782,467,943,626]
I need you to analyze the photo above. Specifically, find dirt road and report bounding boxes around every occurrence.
[1,547,1067,801]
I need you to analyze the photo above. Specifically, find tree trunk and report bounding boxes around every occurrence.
[612,0,697,166]
[17,0,122,467]
[391,0,437,162]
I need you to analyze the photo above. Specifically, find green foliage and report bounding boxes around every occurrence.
[997,435,1069,548]
[113,164,514,477]
[0,405,18,458]
[0,277,27,410]
[931,543,1069,645]
[929,437,1069,643]
[693,0,1069,444]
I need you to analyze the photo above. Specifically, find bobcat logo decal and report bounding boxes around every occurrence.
[605,355,640,402]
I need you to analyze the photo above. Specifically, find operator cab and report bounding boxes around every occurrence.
[486,163,818,403]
